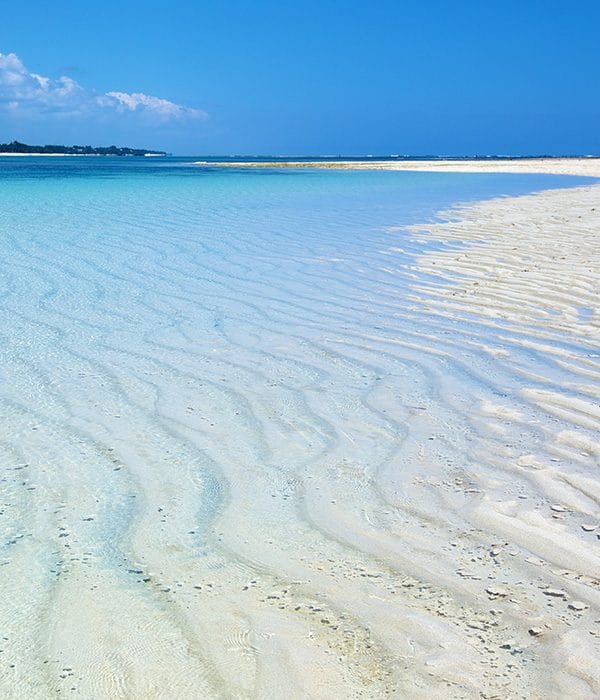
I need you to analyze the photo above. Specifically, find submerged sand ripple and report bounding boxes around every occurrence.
[0,173,598,698]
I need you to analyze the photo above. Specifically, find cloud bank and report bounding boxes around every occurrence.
[0,52,205,123]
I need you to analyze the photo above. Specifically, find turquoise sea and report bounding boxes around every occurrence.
[0,157,596,697]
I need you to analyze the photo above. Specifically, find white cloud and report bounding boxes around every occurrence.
[103,91,205,120]
[0,52,205,122]
[0,53,84,114]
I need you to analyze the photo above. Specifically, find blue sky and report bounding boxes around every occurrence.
[0,0,598,155]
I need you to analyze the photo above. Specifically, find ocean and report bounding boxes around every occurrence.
[0,156,595,697]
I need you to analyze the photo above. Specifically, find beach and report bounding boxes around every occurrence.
[194,156,600,178]
[0,157,598,698]
[398,181,600,697]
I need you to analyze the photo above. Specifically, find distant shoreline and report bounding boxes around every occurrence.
[0,153,165,157]
[0,141,166,157]
[0,153,104,157]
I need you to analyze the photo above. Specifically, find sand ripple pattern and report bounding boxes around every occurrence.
[0,168,598,699]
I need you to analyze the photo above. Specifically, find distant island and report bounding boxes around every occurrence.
[0,140,166,156]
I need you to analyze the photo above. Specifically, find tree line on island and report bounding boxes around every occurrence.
[0,140,166,156]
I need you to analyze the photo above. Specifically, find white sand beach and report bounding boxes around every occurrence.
[397,182,600,697]
[195,156,600,178]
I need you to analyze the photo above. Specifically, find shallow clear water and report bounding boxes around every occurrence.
[0,157,596,697]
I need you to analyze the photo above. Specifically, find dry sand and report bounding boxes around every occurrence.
[402,182,600,697]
